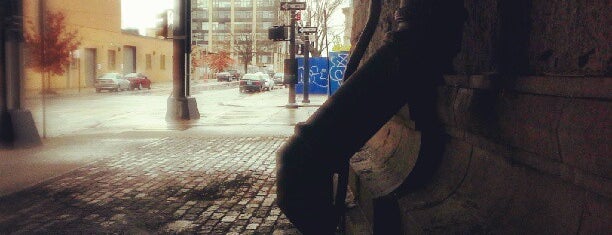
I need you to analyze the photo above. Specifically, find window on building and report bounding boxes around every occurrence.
[236,11,252,19]
[195,0,207,8]
[217,1,230,8]
[237,0,251,7]
[218,11,230,19]
[160,55,166,70]
[235,22,252,31]
[108,50,116,70]
[146,54,152,69]
[257,0,273,7]
[263,11,274,19]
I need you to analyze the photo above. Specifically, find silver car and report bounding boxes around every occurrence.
[94,73,131,92]
[257,72,275,91]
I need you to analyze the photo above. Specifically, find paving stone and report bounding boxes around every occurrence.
[0,137,299,234]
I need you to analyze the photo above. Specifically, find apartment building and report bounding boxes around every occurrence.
[191,0,284,72]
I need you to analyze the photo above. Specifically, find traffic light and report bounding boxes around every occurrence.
[295,11,301,21]
[156,10,174,39]
[268,26,288,41]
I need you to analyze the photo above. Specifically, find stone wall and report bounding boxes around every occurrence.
[347,0,611,233]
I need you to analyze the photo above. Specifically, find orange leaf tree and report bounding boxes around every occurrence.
[24,10,81,91]
[205,51,234,73]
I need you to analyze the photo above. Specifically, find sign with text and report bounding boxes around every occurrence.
[280,2,306,10]
[298,27,317,34]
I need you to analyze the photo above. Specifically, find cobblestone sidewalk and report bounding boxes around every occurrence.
[0,136,300,234]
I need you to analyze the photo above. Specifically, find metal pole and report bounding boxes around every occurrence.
[39,0,47,138]
[172,0,186,100]
[324,10,331,95]
[285,0,298,108]
[185,0,191,96]
[166,0,200,121]
[302,35,310,103]
[78,58,81,93]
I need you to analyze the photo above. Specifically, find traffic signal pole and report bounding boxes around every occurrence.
[285,0,298,109]
[166,0,200,121]
[302,36,310,103]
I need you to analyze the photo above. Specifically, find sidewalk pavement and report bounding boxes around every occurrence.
[0,89,329,234]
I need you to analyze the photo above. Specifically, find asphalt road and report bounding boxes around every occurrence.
[23,83,318,138]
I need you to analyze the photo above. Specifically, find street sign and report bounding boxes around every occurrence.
[280,2,306,11]
[298,27,317,34]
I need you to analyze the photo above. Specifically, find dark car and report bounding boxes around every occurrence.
[216,72,232,82]
[227,70,241,80]
[273,72,285,85]
[239,73,265,92]
[123,73,151,90]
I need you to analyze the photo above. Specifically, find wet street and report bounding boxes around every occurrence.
[1,82,327,234]
[23,82,319,137]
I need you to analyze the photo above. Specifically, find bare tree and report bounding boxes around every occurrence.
[224,34,274,74]
[304,0,345,57]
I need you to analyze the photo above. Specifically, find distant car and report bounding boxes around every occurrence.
[227,69,241,80]
[273,73,285,85]
[216,72,232,82]
[94,72,130,92]
[239,73,265,92]
[123,73,151,90]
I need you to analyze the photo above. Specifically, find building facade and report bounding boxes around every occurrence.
[22,0,173,91]
[191,0,284,73]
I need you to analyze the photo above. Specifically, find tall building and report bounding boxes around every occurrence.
[192,0,282,72]
[342,0,354,46]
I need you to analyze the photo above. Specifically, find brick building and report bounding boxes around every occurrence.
[22,0,173,92]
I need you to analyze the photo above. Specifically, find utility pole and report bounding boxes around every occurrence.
[166,0,200,121]
[285,0,298,109]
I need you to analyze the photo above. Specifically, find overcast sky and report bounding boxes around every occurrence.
[121,0,348,38]
[121,0,173,30]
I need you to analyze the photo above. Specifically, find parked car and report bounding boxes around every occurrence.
[239,73,264,92]
[216,72,232,82]
[94,72,130,92]
[123,73,151,90]
[227,69,241,80]
[273,72,285,85]
[258,72,275,91]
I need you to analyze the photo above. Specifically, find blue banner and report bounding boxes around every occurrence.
[296,51,348,95]
[329,51,349,94]
[296,57,328,94]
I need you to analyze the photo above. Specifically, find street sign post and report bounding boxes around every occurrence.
[280,2,306,11]
[298,27,317,34]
